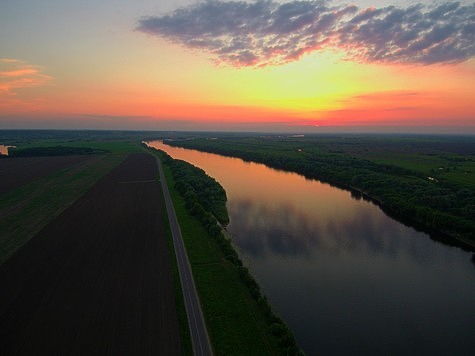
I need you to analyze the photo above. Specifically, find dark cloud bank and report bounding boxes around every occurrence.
[136,0,475,67]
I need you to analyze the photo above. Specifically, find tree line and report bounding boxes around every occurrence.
[9,146,108,157]
[160,151,304,355]
[166,138,475,248]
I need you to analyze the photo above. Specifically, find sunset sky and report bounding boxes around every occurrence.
[1,0,474,132]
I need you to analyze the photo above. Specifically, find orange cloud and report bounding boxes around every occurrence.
[0,58,53,113]
[0,58,52,95]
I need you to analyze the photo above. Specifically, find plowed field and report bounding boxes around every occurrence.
[0,155,93,194]
[0,153,182,355]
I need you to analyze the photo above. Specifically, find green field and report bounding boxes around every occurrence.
[159,183,193,356]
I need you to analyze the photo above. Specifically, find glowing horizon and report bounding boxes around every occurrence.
[1,1,474,133]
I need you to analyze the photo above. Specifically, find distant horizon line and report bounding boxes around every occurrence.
[1,127,475,137]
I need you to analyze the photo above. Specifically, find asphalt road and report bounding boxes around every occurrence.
[156,157,214,356]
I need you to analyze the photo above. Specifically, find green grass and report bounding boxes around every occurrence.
[9,139,144,155]
[63,140,145,154]
[366,152,475,189]
[159,178,193,356]
[159,156,282,356]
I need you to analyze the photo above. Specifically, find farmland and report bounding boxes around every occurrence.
[0,152,127,264]
[0,153,182,354]
[0,134,148,264]
[0,155,93,194]
[1,130,295,354]
[3,130,472,354]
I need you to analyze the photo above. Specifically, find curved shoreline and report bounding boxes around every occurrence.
[164,140,475,252]
[148,145,304,355]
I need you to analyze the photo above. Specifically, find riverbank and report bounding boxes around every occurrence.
[147,138,475,355]
[149,146,303,355]
[163,135,475,251]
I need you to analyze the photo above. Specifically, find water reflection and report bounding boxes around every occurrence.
[147,141,475,356]
[228,200,314,258]
[228,197,443,264]
[0,145,15,156]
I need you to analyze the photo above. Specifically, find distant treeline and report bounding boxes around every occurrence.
[10,146,109,157]
[160,151,303,355]
[0,129,162,145]
[166,137,475,247]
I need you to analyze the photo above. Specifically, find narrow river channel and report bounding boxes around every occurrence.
[147,140,475,356]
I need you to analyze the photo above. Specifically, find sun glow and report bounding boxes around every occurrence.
[1,0,474,131]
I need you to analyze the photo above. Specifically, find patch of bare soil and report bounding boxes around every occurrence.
[0,153,182,355]
[0,155,93,195]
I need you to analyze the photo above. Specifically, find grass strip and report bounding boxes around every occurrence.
[159,175,193,355]
[151,149,300,355]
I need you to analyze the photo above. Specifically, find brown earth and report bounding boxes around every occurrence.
[0,155,93,195]
[0,153,182,355]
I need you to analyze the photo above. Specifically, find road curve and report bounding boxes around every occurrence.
[156,156,214,356]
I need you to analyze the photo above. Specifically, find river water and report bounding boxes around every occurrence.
[147,140,475,356]
[0,145,15,155]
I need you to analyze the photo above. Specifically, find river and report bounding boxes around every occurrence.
[147,140,475,356]
[0,145,15,156]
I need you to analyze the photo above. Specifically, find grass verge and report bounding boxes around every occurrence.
[155,151,289,355]
[159,177,193,356]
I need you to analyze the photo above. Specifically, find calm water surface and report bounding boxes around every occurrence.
[0,145,15,155]
[148,141,475,356]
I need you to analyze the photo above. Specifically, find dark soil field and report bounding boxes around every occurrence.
[0,153,182,355]
[0,155,93,194]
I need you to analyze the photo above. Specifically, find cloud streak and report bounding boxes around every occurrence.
[136,0,475,67]
[0,58,52,95]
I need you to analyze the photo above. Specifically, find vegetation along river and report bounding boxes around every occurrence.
[148,140,475,356]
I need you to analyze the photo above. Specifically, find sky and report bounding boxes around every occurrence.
[1,0,474,133]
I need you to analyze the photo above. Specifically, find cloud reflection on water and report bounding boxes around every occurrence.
[148,140,475,356]
[228,197,430,263]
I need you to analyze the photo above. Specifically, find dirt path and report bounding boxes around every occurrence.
[0,153,182,355]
